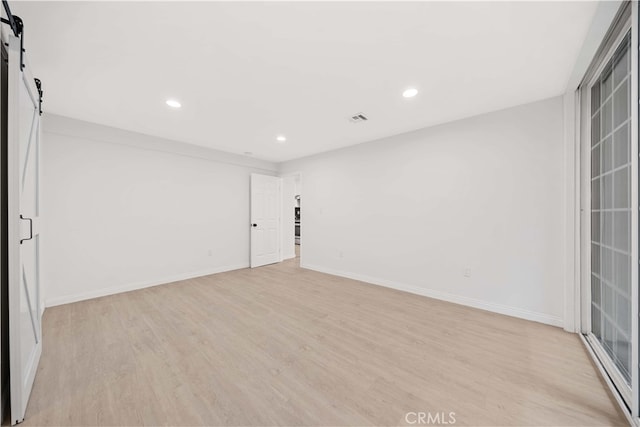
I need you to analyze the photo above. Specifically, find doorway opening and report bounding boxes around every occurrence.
[281,172,301,266]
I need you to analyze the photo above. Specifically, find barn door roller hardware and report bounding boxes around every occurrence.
[1,0,43,114]
[0,0,24,70]
[34,77,42,115]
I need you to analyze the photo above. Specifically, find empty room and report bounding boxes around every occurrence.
[0,0,638,426]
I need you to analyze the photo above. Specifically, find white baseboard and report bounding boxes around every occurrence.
[282,253,296,261]
[45,263,249,307]
[302,263,564,328]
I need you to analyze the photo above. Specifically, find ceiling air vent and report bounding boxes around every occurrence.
[349,113,369,123]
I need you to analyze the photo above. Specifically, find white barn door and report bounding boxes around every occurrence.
[250,174,281,267]
[7,34,42,425]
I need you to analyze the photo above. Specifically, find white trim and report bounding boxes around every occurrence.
[44,263,249,308]
[579,334,636,427]
[563,90,579,333]
[579,74,591,335]
[630,0,639,416]
[573,87,583,333]
[301,263,563,327]
[572,88,583,334]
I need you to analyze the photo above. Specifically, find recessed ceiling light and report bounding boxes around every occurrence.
[166,99,181,108]
[276,135,287,142]
[402,88,418,98]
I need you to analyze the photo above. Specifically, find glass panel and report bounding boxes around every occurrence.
[614,251,630,295]
[603,317,614,353]
[614,44,629,86]
[592,178,600,210]
[613,167,629,208]
[603,174,613,209]
[614,123,629,168]
[602,99,613,137]
[602,136,613,173]
[603,284,614,317]
[592,275,601,305]
[602,246,614,283]
[592,305,602,339]
[602,66,613,101]
[614,211,630,252]
[592,243,601,275]
[592,212,600,243]
[602,212,613,247]
[591,82,601,113]
[592,144,601,176]
[615,336,631,383]
[613,79,629,128]
[617,294,630,336]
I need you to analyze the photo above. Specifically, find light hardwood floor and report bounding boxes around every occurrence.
[24,257,627,426]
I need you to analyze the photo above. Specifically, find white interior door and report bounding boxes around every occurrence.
[251,174,281,268]
[7,35,42,425]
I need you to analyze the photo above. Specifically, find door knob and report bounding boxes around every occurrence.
[252,223,257,227]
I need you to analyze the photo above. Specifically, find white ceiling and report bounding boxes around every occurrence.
[11,1,597,162]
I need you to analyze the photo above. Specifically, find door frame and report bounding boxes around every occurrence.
[577,0,639,418]
[279,171,301,263]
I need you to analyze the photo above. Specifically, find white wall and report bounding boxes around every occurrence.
[42,114,277,306]
[280,96,565,326]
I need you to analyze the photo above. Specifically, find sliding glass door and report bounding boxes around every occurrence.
[581,2,637,414]
[588,30,633,396]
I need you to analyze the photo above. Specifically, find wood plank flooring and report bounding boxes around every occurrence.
[23,257,627,426]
